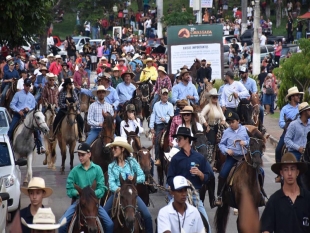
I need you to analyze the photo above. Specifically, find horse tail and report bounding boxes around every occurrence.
[214,202,230,233]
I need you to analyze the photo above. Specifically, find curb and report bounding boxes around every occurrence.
[268,135,279,148]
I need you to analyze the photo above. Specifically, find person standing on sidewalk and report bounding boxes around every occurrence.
[284,102,310,161]
[275,86,302,182]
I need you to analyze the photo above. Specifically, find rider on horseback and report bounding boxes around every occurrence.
[34,67,47,102]
[120,104,144,137]
[215,111,250,206]
[140,57,158,83]
[196,58,211,96]
[1,60,19,107]
[58,143,114,233]
[41,73,59,112]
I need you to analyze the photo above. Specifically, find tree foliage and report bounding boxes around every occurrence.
[0,0,54,47]
[162,6,195,27]
[273,39,310,108]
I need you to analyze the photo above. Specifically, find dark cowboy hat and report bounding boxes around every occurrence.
[271,152,307,175]
[62,78,73,87]
[176,99,189,108]
[172,127,196,141]
[121,71,135,79]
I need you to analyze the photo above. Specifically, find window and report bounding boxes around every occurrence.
[261,46,267,54]
[0,112,8,127]
[0,143,11,167]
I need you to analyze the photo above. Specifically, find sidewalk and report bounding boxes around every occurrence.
[263,110,281,147]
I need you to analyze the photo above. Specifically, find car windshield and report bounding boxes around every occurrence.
[0,143,11,167]
[0,112,8,127]
[73,38,79,45]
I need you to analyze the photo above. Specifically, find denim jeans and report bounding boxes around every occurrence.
[146,28,151,38]
[154,123,165,160]
[1,84,9,106]
[85,128,101,145]
[219,155,238,179]
[59,201,114,233]
[297,31,302,40]
[85,69,91,82]
[275,132,285,163]
[104,194,153,233]
[288,150,302,161]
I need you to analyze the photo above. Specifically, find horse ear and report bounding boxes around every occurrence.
[91,180,97,190]
[74,184,82,194]
[119,173,125,185]
[135,126,139,135]
[147,145,153,151]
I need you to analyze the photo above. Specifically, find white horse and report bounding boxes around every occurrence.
[13,107,49,185]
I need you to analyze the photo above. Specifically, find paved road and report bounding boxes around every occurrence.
[13,119,279,233]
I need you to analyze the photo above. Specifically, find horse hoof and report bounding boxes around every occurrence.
[43,159,47,165]
[233,208,238,215]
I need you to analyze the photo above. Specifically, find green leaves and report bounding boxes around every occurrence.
[162,5,195,26]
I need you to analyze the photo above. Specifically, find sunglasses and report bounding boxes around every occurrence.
[176,137,184,142]
[128,110,135,113]
[182,113,191,116]
[212,96,218,99]
[111,146,120,150]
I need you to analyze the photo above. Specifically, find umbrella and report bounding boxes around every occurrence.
[298,12,310,19]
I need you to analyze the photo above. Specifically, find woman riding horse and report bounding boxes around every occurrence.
[104,137,153,233]
[52,78,85,142]
[120,104,144,138]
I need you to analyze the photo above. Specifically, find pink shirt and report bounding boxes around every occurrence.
[49,61,62,75]
[97,46,104,57]
[73,70,89,87]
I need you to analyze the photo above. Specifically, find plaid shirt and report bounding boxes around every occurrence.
[111,76,123,88]
[87,100,114,128]
[168,115,182,143]
[153,75,172,94]
[41,84,59,106]
[58,90,80,110]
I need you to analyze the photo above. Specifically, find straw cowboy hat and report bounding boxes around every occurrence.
[121,71,135,79]
[21,207,66,230]
[164,148,180,161]
[39,66,48,72]
[271,152,307,175]
[20,177,53,198]
[113,67,120,72]
[132,53,141,60]
[47,53,54,58]
[180,105,194,114]
[45,73,57,81]
[180,69,189,77]
[206,88,220,97]
[106,136,134,153]
[91,85,110,97]
[157,66,167,74]
[285,86,304,101]
[298,102,310,114]
[55,55,62,59]
[143,57,154,64]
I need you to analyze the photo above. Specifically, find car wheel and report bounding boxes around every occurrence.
[8,199,20,223]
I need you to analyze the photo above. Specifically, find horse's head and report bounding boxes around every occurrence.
[131,94,143,120]
[137,146,153,177]
[138,80,152,103]
[204,79,215,92]
[194,132,209,160]
[74,181,99,233]
[44,104,56,134]
[237,98,254,125]
[125,128,142,155]
[32,108,49,134]
[101,112,115,156]
[66,100,78,126]
[248,130,266,169]
[119,174,138,230]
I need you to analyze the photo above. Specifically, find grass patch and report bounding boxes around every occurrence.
[270,112,280,119]
[53,13,76,39]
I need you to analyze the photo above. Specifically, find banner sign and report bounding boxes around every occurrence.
[189,0,213,8]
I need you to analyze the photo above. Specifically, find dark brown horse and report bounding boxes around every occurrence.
[112,174,144,233]
[301,131,310,191]
[215,128,266,233]
[4,78,18,116]
[237,98,255,125]
[136,79,153,121]
[189,59,201,85]
[122,90,143,121]
[69,181,103,233]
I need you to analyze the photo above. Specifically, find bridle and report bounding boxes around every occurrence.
[236,137,264,168]
[77,197,99,231]
[23,110,46,131]
[193,132,208,150]
[140,83,150,103]
[251,103,259,125]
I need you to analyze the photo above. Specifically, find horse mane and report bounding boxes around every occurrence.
[103,114,114,127]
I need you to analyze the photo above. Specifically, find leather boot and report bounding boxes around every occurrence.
[215,177,226,206]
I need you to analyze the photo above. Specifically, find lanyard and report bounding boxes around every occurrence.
[173,203,187,233]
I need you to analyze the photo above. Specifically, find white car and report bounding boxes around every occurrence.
[0,135,27,222]
[0,178,10,233]
[58,36,91,56]
[90,39,105,47]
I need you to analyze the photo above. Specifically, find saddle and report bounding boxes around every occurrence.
[68,209,104,233]
[12,118,25,138]
[5,88,12,100]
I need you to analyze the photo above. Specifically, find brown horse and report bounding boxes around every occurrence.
[189,59,201,85]
[42,103,57,170]
[79,92,91,136]
[215,128,266,233]
[112,174,144,233]
[57,100,79,174]
[121,90,143,121]
[249,93,261,130]
[69,181,103,233]
[4,78,18,116]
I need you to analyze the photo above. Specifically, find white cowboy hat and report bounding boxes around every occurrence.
[55,55,61,59]
[164,148,180,161]
[91,85,110,97]
[20,177,53,198]
[205,88,220,97]
[21,208,66,230]
[42,58,48,63]
[6,55,13,61]
[30,55,36,60]
[285,86,304,101]
[106,137,134,153]
[157,66,167,74]
[45,73,57,81]
[101,56,107,61]
[298,102,310,113]
[47,53,54,58]
[132,53,141,60]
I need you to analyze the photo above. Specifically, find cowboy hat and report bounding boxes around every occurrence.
[121,71,135,79]
[91,85,110,97]
[206,88,220,97]
[180,69,189,77]
[172,127,196,140]
[6,55,12,61]
[118,57,126,62]
[55,55,62,59]
[271,152,307,175]
[21,208,66,230]
[132,53,141,60]
[207,61,211,65]
[62,78,74,86]
[157,66,167,74]
[285,86,304,101]
[39,66,48,72]
[164,148,180,161]
[113,67,120,72]
[45,73,56,81]
[298,102,310,114]
[106,137,134,153]
[20,177,53,198]
[180,65,189,70]
[176,99,189,108]
[100,56,107,61]
[143,57,154,64]
[47,53,54,58]
[180,106,194,114]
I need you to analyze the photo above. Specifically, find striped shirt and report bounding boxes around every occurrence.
[41,84,59,106]
[87,100,114,128]
[153,75,172,94]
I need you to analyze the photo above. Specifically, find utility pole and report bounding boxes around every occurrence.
[252,0,261,75]
[241,0,248,34]
[156,0,163,38]
[193,0,202,24]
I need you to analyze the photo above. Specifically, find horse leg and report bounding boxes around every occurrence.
[69,142,76,170]
[51,141,57,171]
[60,140,66,174]
[24,153,33,186]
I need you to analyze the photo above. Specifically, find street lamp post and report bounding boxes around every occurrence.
[252,0,261,75]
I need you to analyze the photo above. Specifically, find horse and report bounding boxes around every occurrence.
[300,131,310,191]
[42,103,57,170]
[249,93,262,131]
[214,129,266,233]
[79,92,91,136]
[189,59,201,85]
[136,79,153,121]
[112,174,144,233]
[199,79,215,108]
[237,98,255,125]
[122,90,143,122]
[69,181,103,233]
[4,78,18,116]
[13,107,49,185]
[57,100,79,174]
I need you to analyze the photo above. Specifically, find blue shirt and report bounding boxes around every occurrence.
[279,104,299,129]
[171,82,199,104]
[116,82,136,104]
[219,124,250,156]
[108,158,145,193]
[149,101,174,128]
[284,117,310,152]
[3,69,19,85]
[218,84,226,106]
[105,86,120,109]
[10,90,36,112]
[167,149,212,190]
[34,75,47,88]
[239,77,257,94]
[129,59,143,71]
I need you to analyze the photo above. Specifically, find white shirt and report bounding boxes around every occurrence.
[145,19,152,28]
[220,81,250,108]
[17,78,33,91]
[120,118,144,138]
[260,34,267,45]
[34,68,41,76]
[84,21,90,31]
[247,7,253,17]
[124,45,135,54]
[157,202,204,233]
[47,36,54,46]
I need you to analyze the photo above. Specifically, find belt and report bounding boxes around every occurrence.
[155,123,165,126]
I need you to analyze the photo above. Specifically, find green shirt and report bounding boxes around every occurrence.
[111,76,123,88]
[66,162,107,199]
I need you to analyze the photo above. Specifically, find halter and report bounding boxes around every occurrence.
[235,137,264,167]
[140,83,150,103]
[23,110,46,131]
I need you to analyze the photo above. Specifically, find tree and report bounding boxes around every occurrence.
[273,39,310,109]
[0,0,54,48]
[162,7,195,27]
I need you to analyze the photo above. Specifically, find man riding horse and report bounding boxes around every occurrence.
[41,73,59,112]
